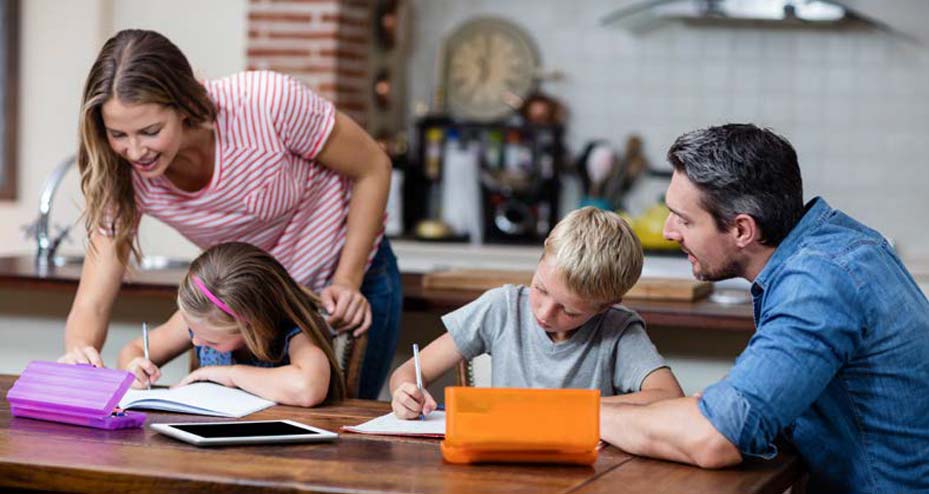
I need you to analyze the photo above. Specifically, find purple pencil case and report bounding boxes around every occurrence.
[7,361,146,430]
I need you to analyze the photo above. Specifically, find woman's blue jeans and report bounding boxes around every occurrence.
[357,238,402,399]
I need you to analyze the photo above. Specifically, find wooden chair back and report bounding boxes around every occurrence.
[456,360,473,387]
[332,331,368,399]
[456,354,492,387]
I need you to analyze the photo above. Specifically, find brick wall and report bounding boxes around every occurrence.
[247,0,371,126]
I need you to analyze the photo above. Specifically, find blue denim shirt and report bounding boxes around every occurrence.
[698,198,929,493]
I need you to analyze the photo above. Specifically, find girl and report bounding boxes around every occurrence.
[60,29,401,399]
[118,242,346,406]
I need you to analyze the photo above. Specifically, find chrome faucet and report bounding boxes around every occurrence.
[28,155,77,268]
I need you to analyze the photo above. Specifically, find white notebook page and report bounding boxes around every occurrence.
[119,382,275,418]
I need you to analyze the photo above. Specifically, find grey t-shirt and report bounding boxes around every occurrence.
[442,284,667,396]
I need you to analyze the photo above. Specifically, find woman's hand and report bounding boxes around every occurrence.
[126,357,161,389]
[176,365,237,388]
[391,382,437,420]
[320,282,372,337]
[58,346,106,367]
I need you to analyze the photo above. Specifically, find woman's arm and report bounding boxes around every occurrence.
[389,333,465,419]
[117,310,193,388]
[59,232,128,366]
[178,333,333,407]
[601,367,685,405]
[314,111,392,336]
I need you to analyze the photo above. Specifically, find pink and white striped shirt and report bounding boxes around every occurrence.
[129,71,383,291]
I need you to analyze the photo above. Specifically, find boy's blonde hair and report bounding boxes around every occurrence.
[543,206,643,304]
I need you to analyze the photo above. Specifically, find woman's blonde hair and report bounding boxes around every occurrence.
[78,29,216,264]
[543,206,644,304]
[177,242,346,403]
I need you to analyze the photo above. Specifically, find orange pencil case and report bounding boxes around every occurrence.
[440,386,600,465]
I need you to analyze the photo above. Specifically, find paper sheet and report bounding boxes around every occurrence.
[342,411,445,438]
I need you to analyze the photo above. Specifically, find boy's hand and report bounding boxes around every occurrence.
[391,382,437,419]
[176,366,236,388]
[126,357,160,389]
[58,346,105,367]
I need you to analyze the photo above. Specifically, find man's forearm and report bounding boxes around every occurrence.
[601,389,683,406]
[600,397,742,468]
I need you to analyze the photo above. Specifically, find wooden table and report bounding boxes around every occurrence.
[0,376,801,493]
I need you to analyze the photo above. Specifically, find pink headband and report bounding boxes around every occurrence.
[191,275,240,320]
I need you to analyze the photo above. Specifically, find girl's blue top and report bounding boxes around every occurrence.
[192,326,303,368]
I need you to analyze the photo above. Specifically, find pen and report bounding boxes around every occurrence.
[413,343,424,420]
[142,321,151,390]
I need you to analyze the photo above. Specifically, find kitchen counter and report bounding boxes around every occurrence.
[391,240,740,281]
[0,252,755,332]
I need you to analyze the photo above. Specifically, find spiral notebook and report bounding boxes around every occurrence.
[118,382,275,418]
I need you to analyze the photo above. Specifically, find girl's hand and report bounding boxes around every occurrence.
[320,282,372,337]
[126,357,161,389]
[176,365,236,388]
[391,382,437,420]
[58,345,106,367]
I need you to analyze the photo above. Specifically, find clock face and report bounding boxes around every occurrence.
[444,18,540,121]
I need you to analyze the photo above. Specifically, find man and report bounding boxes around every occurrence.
[601,124,929,493]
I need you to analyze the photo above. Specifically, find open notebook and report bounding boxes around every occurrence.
[118,382,275,418]
[342,411,445,438]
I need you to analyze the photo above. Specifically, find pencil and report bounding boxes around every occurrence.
[413,343,424,420]
[142,321,151,390]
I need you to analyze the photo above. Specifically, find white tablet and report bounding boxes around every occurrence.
[150,419,339,447]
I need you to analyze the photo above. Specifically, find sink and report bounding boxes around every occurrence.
[50,255,190,271]
[51,255,85,267]
[137,256,190,271]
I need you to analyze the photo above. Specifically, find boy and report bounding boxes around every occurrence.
[391,207,683,419]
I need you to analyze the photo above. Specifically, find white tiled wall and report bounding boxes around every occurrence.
[408,0,929,260]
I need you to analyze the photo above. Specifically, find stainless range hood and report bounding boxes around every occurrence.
[600,0,916,39]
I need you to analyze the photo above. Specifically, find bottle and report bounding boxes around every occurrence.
[483,129,504,171]
[503,130,531,175]
[535,129,556,180]
[424,127,444,182]
[440,129,481,240]
[423,127,444,220]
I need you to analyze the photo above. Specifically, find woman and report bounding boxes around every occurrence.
[59,29,401,400]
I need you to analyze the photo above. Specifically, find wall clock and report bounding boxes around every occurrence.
[442,17,540,121]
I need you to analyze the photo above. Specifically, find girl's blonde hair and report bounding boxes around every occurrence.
[177,242,346,403]
[78,29,216,264]
[543,206,644,304]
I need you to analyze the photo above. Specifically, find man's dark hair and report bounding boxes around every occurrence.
[667,124,804,246]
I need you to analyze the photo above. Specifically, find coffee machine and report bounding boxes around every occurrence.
[405,117,563,244]
[480,125,561,244]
